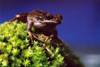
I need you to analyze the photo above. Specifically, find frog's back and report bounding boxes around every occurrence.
[27,9,48,20]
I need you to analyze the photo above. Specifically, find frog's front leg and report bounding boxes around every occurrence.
[27,20,34,44]
[27,19,45,44]
[27,19,39,44]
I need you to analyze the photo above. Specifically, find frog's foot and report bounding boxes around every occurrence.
[43,36,49,47]
[42,36,53,55]
[54,38,62,46]
[57,38,62,46]
[28,32,34,44]
[8,21,11,25]
[45,47,54,55]
[43,42,54,55]
[31,33,45,42]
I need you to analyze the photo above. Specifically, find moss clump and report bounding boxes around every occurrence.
[0,22,84,67]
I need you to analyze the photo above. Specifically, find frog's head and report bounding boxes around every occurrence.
[52,14,63,24]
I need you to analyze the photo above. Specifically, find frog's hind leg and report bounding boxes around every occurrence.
[8,17,17,25]
[43,36,49,48]
[43,36,54,55]
[34,34,45,42]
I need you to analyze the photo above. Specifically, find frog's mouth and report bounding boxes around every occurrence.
[41,20,55,23]
[41,20,62,25]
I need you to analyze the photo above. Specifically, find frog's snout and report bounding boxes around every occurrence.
[56,14,63,20]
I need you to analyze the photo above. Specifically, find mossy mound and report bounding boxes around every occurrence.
[0,22,84,67]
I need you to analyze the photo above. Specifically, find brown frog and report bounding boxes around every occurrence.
[27,10,63,48]
[8,9,63,54]
[8,13,28,24]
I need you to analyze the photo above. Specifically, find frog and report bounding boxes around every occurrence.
[27,9,63,48]
[8,13,28,24]
[8,9,63,54]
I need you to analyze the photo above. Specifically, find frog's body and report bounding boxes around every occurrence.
[27,10,63,47]
[9,9,63,52]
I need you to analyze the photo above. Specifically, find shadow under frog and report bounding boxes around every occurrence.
[9,9,63,54]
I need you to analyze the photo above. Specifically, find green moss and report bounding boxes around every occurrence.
[0,22,84,67]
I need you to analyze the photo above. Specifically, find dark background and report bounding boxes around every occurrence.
[0,0,100,67]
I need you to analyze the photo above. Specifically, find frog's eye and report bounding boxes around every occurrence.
[55,18,58,20]
[36,17,42,20]
[40,17,42,19]
[46,13,53,19]
[39,17,43,20]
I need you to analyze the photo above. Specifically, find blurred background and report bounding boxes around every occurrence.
[0,0,100,67]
